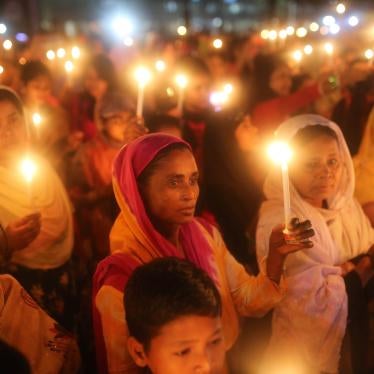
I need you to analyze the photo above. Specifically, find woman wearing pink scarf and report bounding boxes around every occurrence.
[93,133,313,374]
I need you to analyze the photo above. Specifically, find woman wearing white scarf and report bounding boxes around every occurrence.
[0,86,74,329]
[256,114,374,373]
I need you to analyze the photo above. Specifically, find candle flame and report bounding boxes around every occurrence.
[267,141,293,165]
[135,67,152,87]
[175,74,188,89]
[20,157,37,184]
[65,60,74,73]
[32,112,42,127]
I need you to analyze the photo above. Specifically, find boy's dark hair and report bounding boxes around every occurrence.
[124,257,221,351]
[20,60,51,84]
[292,124,338,149]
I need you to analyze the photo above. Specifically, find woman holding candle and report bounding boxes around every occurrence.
[92,133,314,374]
[0,87,75,329]
[63,53,118,141]
[256,114,374,373]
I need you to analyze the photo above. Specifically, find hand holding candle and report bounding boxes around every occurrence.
[134,66,152,120]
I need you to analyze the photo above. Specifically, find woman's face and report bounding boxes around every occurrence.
[290,135,343,207]
[269,65,292,97]
[84,67,108,100]
[139,149,199,226]
[234,115,259,152]
[185,74,211,113]
[103,111,135,143]
[0,100,26,159]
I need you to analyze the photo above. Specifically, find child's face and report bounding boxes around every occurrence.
[129,315,225,374]
[24,75,51,106]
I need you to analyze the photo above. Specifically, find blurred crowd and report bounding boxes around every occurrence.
[0,27,374,374]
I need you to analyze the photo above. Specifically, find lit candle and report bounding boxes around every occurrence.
[134,67,152,119]
[155,60,166,73]
[175,74,188,114]
[32,112,42,140]
[209,90,228,112]
[364,49,374,66]
[64,60,74,86]
[267,141,293,230]
[20,156,37,208]
[71,46,80,59]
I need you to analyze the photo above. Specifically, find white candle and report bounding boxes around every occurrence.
[32,112,42,140]
[20,156,37,209]
[175,74,188,114]
[134,67,151,119]
[268,141,293,230]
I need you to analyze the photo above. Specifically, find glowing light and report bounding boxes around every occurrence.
[124,37,134,47]
[19,57,27,65]
[155,60,166,72]
[296,27,307,38]
[57,48,66,58]
[304,44,313,55]
[348,16,359,27]
[175,74,188,89]
[0,23,6,34]
[260,29,269,39]
[135,67,152,87]
[64,60,74,73]
[324,42,334,55]
[278,29,287,39]
[32,113,42,127]
[3,39,12,50]
[224,83,233,94]
[292,50,303,62]
[329,24,340,35]
[20,157,37,184]
[16,33,28,43]
[336,3,346,14]
[309,22,320,32]
[0,65,3,74]
[46,50,55,60]
[166,87,175,97]
[177,26,187,36]
[210,91,228,111]
[365,49,374,60]
[213,38,223,49]
[71,46,80,59]
[267,141,292,165]
[268,30,277,40]
[111,16,133,37]
[286,26,295,35]
[322,15,336,26]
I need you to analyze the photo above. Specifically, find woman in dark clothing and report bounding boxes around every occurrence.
[203,110,264,269]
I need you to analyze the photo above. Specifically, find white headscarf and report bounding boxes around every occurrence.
[0,86,73,269]
[256,114,374,373]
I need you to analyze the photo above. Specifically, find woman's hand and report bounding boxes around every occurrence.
[5,213,41,252]
[266,218,315,283]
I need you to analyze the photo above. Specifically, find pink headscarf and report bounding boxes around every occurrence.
[111,133,216,279]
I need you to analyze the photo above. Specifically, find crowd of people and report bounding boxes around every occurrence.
[0,28,373,374]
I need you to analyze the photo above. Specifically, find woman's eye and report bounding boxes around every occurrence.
[174,348,191,357]
[168,179,179,187]
[328,158,338,167]
[305,162,319,170]
[210,337,223,346]
[190,177,199,185]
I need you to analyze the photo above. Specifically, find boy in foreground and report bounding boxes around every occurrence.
[124,257,225,374]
